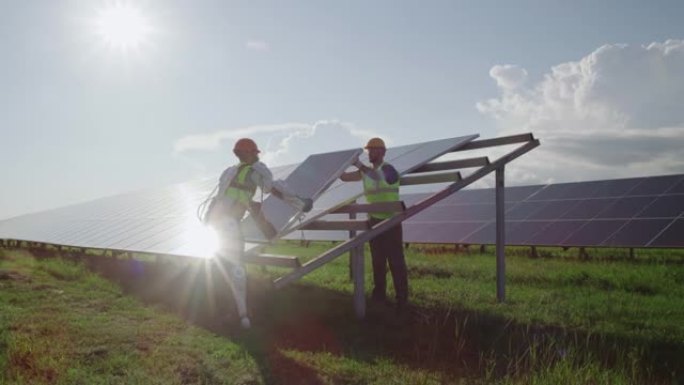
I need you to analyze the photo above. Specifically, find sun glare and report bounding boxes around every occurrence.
[94,3,153,51]
[178,222,221,258]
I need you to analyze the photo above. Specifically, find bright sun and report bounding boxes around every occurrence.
[94,3,153,51]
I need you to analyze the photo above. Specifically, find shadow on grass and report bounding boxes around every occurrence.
[24,248,684,384]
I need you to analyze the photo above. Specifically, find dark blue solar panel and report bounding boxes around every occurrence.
[412,204,497,222]
[506,185,546,202]
[637,195,684,219]
[626,175,683,196]
[438,185,542,205]
[527,200,581,220]
[404,221,486,243]
[594,197,657,219]
[602,219,673,247]
[527,221,586,246]
[649,219,684,247]
[561,198,613,220]
[505,201,550,220]
[668,179,684,194]
[566,180,615,199]
[561,220,626,246]
[461,222,497,244]
[507,221,553,245]
[528,182,586,200]
[587,178,643,198]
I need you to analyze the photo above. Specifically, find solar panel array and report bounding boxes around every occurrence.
[0,135,479,257]
[287,174,684,248]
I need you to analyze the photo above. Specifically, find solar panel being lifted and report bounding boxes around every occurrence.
[283,135,478,236]
[240,148,362,243]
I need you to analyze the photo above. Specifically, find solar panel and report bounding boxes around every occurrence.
[587,178,643,198]
[289,135,478,227]
[560,198,612,220]
[649,219,684,247]
[413,204,497,222]
[561,220,626,246]
[637,195,684,218]
[389,136,479,173]
[0,135,485,257]
[241,148,362,242]
[405,221,487,244]
[505,185,546,202]
[505,201,550,220]
[527,221,585,246]
[625,174,683,196]
[594,197,657,219]
[526,200,581,220]
[528,182,587,200]
[2,150,682,251]
[668,179,684,194]
[506,221,553,245]
[601,219,673,247]
[391,174,682,248]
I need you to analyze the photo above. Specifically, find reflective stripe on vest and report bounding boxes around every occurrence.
[225,164,256,205]
[363,162,400,219]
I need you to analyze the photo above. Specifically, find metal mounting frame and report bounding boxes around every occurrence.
[267,133,539,316]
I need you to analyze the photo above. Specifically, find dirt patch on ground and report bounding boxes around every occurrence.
[0,270,30,282]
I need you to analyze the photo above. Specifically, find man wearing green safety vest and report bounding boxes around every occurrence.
[340,137,408,313]
[204,138,313,328]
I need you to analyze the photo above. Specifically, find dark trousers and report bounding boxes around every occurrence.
[368,217,408,304]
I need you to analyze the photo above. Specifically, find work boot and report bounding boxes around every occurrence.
[395,301,410,318]
[370,293,390,306]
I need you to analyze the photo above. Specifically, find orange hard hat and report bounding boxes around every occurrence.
[364,137,386,149]
[233,138,260,153]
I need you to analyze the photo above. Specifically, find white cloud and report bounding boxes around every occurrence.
[245,39,271,52]
[477,39,684,185]
[489,64,528,91]
[174,120,383,167]
[173,123,309,153]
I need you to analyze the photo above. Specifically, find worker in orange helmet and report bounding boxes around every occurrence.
[340,137,408,314]
[201,137,312,328]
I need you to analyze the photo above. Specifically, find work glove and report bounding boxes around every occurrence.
[300,197,313,212]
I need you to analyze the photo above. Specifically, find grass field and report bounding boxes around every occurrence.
[1,242,683,384]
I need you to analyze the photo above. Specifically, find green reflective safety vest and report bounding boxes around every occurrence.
[225,163,256,206]
[363,162,400,220]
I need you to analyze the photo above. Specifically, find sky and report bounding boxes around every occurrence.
[1,0,683,220]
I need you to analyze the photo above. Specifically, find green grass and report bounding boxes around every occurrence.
[258,241,683,384]
[264,242,684,344]
[0,249,261,385]
[1,243,683,384]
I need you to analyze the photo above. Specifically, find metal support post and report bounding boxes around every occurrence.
[349,204,365,319]
[348,202,356,281]
[495,166,506,303]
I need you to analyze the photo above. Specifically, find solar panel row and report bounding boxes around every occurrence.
[399,173,684,248]
[0,135,480,257]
